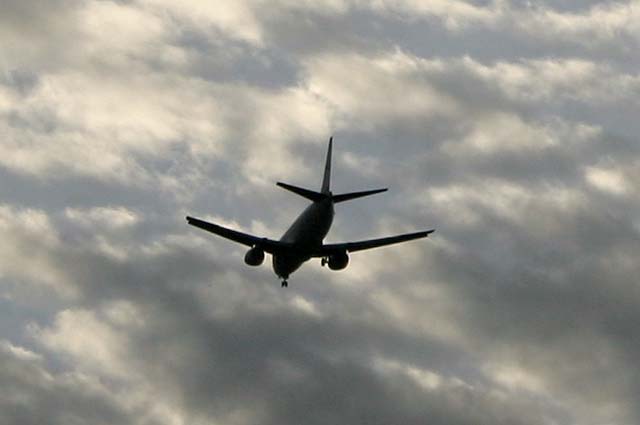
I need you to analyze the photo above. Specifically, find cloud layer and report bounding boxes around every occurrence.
[1,1,639,424]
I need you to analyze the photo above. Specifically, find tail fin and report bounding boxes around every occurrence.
[277,137,388,205]
[332,188,388,203]
[321,137,333,194]
[276,182,327,202]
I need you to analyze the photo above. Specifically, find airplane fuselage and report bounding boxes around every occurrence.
[272,198,334,279]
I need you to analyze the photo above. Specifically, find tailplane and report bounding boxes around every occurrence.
[276,182,327,202]
[332,188,388,203]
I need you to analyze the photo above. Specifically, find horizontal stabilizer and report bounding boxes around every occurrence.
[277,182,327,202]
[332,188,388,203]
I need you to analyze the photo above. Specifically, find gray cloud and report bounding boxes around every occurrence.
[0,340,138,425]
[1,1,639,424]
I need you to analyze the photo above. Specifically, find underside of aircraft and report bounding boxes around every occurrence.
[187,137,434,287]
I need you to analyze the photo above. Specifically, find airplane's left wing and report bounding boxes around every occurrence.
[315,229,434,256]
[186,216,290,254]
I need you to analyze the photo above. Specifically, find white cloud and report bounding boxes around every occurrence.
[362,1,640,49]
[1,340,43,363]
[79,1,173,64]
[237,86,332,186]
[367,0,505,30]
[463,57,640,105]
[139,0,265,45]
[0,205,73,296]
[585,166,630,196]
[0,205,58,245]
[0,70,224,183]
[0,338,139,425]
[340,151,382,178]
[449,112,558,153]
[423,179,587,230]
[0,68,334,191]
[0,84,16,112]
[443,113,601,154]
[303,51,458,131]
[484,362,547,394]
[518,1,640,46]
[373,357,444,390]
[65,206,141,229]
[101,300,146,328]
[289,295,323,317]
[33,308,132,379]
[277,0,350,14]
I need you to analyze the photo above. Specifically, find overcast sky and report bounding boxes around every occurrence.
[1,1,640,424]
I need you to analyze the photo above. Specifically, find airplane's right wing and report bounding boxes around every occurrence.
[315,229,435,256]
[186,216,290,254]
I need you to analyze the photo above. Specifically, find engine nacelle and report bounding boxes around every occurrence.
[244,247,265,266]
[328,251,349,271]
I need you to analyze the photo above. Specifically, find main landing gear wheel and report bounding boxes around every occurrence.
[281,280,288,288]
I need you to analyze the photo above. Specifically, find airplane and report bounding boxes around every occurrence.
[186,137,434,287]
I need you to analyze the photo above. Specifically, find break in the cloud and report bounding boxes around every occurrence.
[1,1,639,425]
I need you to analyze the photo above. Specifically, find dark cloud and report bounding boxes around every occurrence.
[1,1,639,424]
[0,341,138,425]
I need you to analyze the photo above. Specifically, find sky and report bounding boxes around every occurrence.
[1,1,640,424]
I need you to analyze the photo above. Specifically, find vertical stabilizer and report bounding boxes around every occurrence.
[321,137,333,194]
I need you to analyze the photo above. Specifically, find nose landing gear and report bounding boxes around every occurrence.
[281,280,288,288]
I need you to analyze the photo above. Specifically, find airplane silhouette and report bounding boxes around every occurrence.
[187,137,434,287]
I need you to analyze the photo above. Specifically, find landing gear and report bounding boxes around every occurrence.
[321,257,328,267]
[281,280,288,288]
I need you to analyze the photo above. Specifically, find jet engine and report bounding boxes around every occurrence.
[327,251,349,270]
[244,247,265,266]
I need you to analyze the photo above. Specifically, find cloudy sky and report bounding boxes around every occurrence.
[1,1,640,424]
